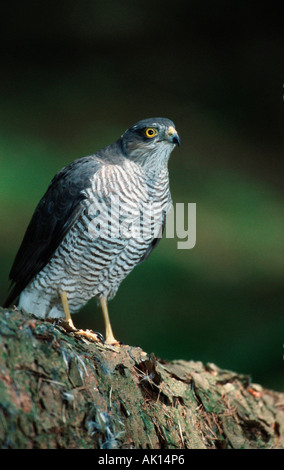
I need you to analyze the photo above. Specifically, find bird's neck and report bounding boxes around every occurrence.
[127,144,172,177]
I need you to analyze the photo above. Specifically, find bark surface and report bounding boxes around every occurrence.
[0,307,283,449]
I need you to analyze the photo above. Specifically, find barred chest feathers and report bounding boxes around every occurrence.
[85,159,172,243]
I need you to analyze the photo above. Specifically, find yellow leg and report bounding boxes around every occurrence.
[100,297,119,345]
[59,291,116,345]
[60,291,76,330]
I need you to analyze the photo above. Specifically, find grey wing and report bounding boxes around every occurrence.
[4,156,100,307]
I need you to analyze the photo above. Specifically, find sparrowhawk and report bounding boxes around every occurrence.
[4,118,180,344]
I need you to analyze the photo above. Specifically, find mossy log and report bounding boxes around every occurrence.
[0,307,283,449]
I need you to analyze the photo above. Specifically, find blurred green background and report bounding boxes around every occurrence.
[0,1,283,390]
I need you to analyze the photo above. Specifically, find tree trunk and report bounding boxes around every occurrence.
[0,307,283,449]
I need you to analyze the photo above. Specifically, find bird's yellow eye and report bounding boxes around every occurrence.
[145,127,158,138]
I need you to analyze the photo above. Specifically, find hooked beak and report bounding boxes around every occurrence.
[167,126,180,146]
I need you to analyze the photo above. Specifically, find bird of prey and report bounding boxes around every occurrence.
[4,118,180,345]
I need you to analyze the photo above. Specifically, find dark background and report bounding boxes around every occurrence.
[0,1,283,390]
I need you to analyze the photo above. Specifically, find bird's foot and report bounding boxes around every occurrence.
[57,318,121,346]
[55,318,77,332]
[74,329,122,347]
[105,335,122,347]
[74,328,104,343]
[57,319,103,343]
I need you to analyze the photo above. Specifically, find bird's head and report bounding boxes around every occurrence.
[120,117,180,172]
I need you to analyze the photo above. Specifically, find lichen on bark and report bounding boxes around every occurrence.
[0,307,283,449]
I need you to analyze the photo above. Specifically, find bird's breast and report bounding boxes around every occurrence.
[84,162,171,243]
